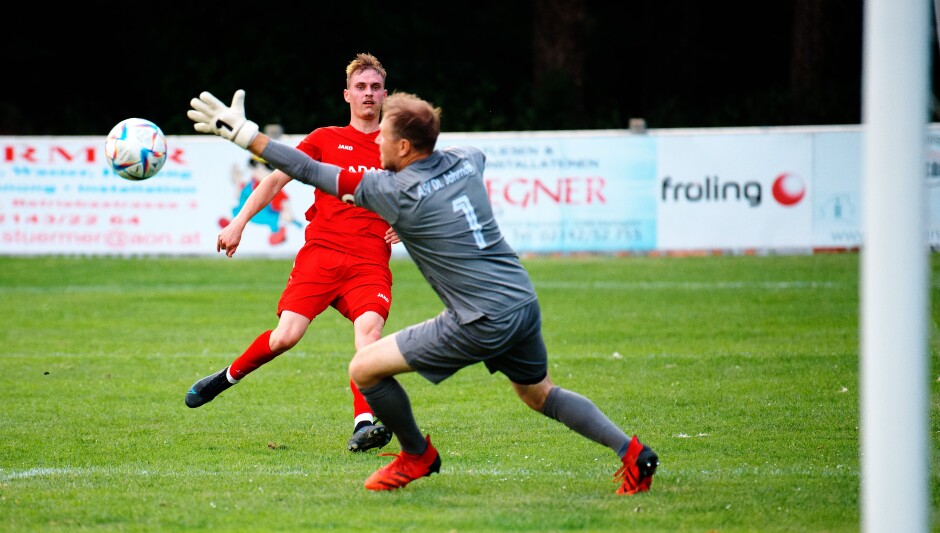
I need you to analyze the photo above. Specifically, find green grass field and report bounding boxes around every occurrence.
[1,253,937,532]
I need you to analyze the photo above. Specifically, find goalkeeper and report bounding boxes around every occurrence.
[187,88,659,495]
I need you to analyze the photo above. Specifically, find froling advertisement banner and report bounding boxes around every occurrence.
[655,131,815,251]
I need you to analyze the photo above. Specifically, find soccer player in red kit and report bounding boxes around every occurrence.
[185,53,398,453]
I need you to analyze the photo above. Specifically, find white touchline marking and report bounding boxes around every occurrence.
[533,281,847,290]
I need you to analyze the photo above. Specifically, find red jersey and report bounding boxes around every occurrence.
[296,125,391,263]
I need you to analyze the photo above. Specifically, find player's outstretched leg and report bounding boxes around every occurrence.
[348,422,393,452]
[614,435,659,495]
[185,367,237,408]
[363,435,441,491]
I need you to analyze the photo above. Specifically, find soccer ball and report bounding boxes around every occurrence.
[105,118,168,181]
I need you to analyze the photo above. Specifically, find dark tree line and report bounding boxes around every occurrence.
[1,0,933,136]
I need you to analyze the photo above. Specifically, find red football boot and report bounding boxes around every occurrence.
[364,435,441,491]
[614,435,659,495]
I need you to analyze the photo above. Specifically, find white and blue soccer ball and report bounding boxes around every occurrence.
[105,118,167,181]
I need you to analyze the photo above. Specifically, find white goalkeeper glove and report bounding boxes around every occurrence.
[187,89,260,149]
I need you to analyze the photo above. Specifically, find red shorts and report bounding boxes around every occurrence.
[277,243,392,322]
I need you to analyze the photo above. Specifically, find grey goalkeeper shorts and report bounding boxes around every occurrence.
[395,299,548,385]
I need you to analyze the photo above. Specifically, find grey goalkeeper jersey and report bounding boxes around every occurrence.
[356,146,537,324]
[261,141,538,323]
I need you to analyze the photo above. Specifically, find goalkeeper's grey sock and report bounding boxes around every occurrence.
[541,386,630,455]
[360,378,426,455]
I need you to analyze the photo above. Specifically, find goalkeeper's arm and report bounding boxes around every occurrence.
[247,134,343,197]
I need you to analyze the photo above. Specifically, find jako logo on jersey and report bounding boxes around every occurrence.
[771,172,805,206]
[338,144,353,151]
[376,292,390,303]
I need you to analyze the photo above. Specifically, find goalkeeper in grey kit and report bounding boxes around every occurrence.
[188,89,659,494]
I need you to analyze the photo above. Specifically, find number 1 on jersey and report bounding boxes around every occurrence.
[452,195,486,249]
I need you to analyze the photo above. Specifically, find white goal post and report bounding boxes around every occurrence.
[860,0,931,531]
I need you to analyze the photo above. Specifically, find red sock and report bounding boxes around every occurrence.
[351,378,373,422]
[228,330,276,381]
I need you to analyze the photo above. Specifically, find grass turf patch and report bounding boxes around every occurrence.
[0,253,936,531]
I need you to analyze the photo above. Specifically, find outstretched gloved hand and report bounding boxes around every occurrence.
[187,89,260,149]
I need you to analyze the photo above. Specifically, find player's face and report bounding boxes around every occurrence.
[345,69,386,122]
[376,119,400,172]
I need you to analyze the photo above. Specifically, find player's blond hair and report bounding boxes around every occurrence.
[382,92,441,154]
[346,53,387,87]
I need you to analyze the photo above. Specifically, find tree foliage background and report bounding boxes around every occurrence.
[2,0,935,136]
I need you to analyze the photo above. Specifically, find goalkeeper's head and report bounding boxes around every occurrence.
[382,93,441,155]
